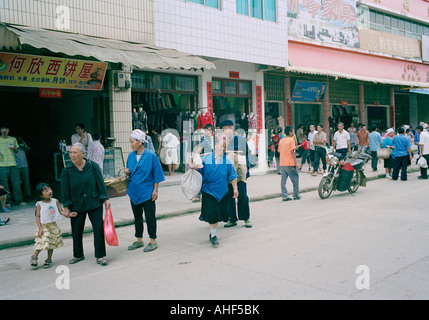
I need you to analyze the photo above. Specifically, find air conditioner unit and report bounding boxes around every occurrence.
[114,71,131,89]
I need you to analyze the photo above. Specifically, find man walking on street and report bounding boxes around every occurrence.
[279,126,300,201]
[391,127,412,181]
[332,122,351,160]
[368,125,383,172]
[356,124,370,154]
[416,125,429,180]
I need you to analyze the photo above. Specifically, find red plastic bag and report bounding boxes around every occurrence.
[104,208,119,246]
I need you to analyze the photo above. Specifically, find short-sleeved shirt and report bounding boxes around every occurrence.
[126,149,165,205]
[368,131,383,151]
[419,131,429,155]
[0,136,18,167]
[199,153,238,203]
[357,130,369,146]
[393,134,411,157]
[333,130,350,149]
[313,131,327,148]
[278,137,296,167]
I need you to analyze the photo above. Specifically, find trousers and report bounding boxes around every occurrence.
[392,155,409,181]
[70,206,105,259]
[131,198,157,239]
[227,181,250,222]
[280,166,300,199]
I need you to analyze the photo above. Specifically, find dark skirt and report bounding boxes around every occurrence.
[384,156,393,169]
[199,192,229,224]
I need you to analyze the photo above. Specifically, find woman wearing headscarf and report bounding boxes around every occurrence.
[61,143,110,266]
[125,129,165,252]
[189,134,239,247]
[382,128,396,179]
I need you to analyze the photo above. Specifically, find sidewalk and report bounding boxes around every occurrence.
[0,161,421,250]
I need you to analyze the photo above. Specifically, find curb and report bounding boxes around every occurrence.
[0,168,419,250]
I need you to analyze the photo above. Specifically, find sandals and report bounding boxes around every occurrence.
[43,259,52,269]
[96,257,108,266]
[69,256,85,264]
[30,255,38,267]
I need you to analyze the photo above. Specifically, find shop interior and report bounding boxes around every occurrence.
[0,85,109,200]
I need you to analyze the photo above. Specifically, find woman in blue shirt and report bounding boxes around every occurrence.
[190,134,238,247]
[125,129,165,252]
[382,128,395,179]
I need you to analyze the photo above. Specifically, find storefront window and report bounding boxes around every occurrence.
[212,80,222,94]
[175,76,196,92]
[225,81,237,95]
[131,73,146,89]
[239,82,250,95]
[150,74,172,90]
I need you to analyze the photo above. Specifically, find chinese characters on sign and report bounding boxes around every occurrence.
[207,82,213,114]
[359,29,421,59]
[0,52,107,90]
[256,86,263,134]
[287,0,359,48]
[39,88,62,98]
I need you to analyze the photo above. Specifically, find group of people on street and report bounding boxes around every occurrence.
[2,117,427,268]
[27,119,254,268]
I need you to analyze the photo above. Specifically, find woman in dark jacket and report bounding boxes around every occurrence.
[61,143,111,266]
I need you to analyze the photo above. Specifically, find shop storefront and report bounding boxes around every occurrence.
[131,71,199,133]
[0,51,111,194]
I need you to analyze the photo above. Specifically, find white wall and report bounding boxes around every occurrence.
[0,0,155,43]
[154,0,288,68]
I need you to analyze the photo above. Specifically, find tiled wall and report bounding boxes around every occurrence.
[154,0,288,67]
[0,0,155,44]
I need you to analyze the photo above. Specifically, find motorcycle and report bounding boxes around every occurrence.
[318,151,372,200]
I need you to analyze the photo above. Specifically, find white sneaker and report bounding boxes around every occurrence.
[386,174,391,179]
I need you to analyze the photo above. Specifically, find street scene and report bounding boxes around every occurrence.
[1,168,429,301]
[1,0,429,303]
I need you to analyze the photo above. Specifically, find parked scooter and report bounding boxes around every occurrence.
[318,151,372,199]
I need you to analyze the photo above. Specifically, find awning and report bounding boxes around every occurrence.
[0,23,216,71]
[288,41,429,89]
[286,65,429,88]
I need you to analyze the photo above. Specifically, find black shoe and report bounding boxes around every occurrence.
[293,196,302,200]
[282,198,292,202]
[209,234,219,246]
[418,176,428,180]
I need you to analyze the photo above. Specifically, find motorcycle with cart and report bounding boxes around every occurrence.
[318,151,372,200]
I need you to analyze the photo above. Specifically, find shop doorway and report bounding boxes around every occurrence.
[294,103,321,131]
[367,105,388,131]
[0,86,107,199]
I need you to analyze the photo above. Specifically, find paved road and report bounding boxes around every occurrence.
[1,174,429,301]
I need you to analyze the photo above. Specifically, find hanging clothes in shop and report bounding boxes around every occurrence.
[197,111,214,130]
[248,113,257,130]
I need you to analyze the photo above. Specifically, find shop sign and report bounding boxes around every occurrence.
[207,82,213,114]
[292,80,328,102]
[0,52,107,90]
[39,88,62,98]
[359,28,421,59]
[229,71,240,79]
[287,0,359,49]
[256,86,263,134]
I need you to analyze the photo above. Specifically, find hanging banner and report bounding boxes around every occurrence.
[207,81,213,114]
[256,86,263,134]
[0,52,107,90]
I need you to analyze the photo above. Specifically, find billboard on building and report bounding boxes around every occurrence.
[287,0,359,48]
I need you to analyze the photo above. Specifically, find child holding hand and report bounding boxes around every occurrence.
[30,183,77,269]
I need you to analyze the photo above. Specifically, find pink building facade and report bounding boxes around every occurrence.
[264,0,429,141]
